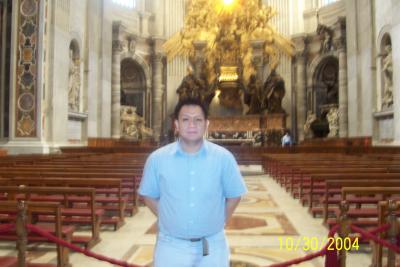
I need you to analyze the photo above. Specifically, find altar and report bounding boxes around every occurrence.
[206,114,286,146]
[163,0,293,147]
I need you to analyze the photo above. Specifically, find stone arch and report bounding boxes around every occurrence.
[310,55,338,115]
[121,53,152,124]
[121,53,151,87]
[307,55,339,138]
[120,57,148,122]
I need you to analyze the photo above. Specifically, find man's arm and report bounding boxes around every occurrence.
[142,196,159,217]
[225,197,241,222]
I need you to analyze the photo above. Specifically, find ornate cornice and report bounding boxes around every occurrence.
[292,35,309,59]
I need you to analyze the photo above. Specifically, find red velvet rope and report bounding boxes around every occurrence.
[367,223,390,236]
[350,224,400,254]
[26,224,144,267]
[266,224,340,267]
[7,222,397,267]
[0,224,15,234]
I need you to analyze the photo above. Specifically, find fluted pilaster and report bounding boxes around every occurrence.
[334,18,348,138]
[293,35,308,142]
[111,40,123,138]
[152,53,164,141]
[336,38,348,137]
[296,53,307,141]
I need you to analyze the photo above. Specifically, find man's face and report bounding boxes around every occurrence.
[174,105,208,143]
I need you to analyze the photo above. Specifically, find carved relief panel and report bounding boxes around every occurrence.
[68,41,80,112]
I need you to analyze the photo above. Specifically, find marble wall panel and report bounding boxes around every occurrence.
[15,0,41,138]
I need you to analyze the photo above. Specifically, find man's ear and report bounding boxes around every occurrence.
[174,119,179,130]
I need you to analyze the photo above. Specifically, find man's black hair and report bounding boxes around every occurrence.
[173,97,208,119]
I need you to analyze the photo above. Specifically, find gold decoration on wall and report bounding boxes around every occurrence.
[163,0,294,85]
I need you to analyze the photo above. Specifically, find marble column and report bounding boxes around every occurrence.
[293,36,308,142]
[111,40,123,138]
[336,37,348,137]
[295,53,307,141]
[152,53,164,142]
[334,17,348,138]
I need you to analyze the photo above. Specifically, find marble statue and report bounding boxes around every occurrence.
[262,70,286,113]
[245,74,262,114]
[120,106,153,140]
[68,49,80,112]
[304,111,317,138]
[327,107,339,137]
[317,24,333,54]
[176,66,203,100]
[381,44,393,109]
[176,65,215,107]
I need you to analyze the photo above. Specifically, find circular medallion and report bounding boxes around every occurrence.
[18,92,35,112]
[20,0,37,17]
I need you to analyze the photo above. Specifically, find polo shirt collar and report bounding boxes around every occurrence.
[173,139,209,157]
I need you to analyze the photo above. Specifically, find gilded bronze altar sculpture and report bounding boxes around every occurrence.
[166,0,293,145]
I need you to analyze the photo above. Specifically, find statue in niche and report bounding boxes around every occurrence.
[129,38,136,53]
[68,49,80,112]
[326,107,339,137]
[317,24,333,54]
[304,111,317,138]
[245,74,262,114]
[120,106,153,140]
[381,44,393,109]
[261,70,286,113]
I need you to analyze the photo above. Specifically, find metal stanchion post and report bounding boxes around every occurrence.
[16,201,27,267]
[339,200,350,267]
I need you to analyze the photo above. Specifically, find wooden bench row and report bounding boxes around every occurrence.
[0,186,102,249]
[0,201,72,267]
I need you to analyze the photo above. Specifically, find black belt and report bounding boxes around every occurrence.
[187,237,209,256]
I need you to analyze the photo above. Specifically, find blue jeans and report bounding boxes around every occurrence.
[154,230,229,267]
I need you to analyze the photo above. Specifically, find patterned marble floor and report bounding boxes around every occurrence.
[0,165,373,266]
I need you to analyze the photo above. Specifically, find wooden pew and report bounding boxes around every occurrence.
[321,180,400,222]
[305,173,400,210]
[326,187,400,229]
[0,201,72,267]
[3,178,127,229]
[0,186,103,248]
[0,172,138,217]
[373,200,400,267]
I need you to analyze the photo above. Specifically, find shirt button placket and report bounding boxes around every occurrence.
[187,157,196,231]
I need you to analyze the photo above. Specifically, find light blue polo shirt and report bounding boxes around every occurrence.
[139,140,247,239]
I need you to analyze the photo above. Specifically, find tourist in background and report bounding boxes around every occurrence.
[281,130,293,147]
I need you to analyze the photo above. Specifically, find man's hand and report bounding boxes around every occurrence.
[225,197,241,222]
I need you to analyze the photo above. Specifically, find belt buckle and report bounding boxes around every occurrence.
[189,238,201,242]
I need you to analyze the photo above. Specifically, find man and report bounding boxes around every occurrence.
[139,97,247,267]
[281,131,292,147]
